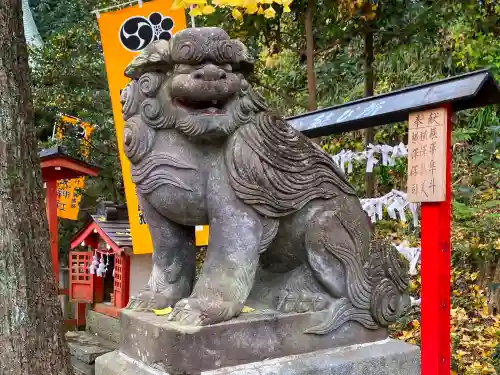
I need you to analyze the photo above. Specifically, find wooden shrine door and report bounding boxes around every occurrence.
[113,252,130,309]
[69,251,94,303]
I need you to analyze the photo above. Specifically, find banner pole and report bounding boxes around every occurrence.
[190,5,196,27]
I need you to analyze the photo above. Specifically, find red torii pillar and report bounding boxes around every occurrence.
[420,104,452,374]
[39,146,99,288]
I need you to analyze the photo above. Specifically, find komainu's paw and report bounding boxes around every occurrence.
[125,288,181,312]
[167,297,243,326]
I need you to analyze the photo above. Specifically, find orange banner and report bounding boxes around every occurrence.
[97,0,186,254]
[56,114,94,220]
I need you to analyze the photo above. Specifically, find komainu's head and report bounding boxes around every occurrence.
[120,27,268,154]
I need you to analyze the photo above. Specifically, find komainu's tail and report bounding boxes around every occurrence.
[305,205,410,335]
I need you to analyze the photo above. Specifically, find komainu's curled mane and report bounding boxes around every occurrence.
[226,112,355,218]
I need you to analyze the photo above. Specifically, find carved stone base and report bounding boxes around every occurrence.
[95,339,420,375]
[115,306,388,374]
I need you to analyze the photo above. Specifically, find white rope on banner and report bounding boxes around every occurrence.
[92,0,143,18]
[332,142,408,173]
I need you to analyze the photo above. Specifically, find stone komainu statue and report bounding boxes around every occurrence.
[120,27,410,334]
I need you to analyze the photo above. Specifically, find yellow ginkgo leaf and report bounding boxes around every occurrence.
[189,6,203,16]
[152,306,173,316]
[227,0,244,6]
[263,6,276,18]
[202,4,216,14]
[241,305,255,313]
[171,0,184,9]
[232,8,243,20]
[245,2,259,14]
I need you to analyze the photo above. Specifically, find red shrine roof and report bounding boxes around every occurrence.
[71,203,132,253]
[39,146,99,181]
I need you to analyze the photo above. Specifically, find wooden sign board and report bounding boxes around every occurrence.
[407,107,448,202]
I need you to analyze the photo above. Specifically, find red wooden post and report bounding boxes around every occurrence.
[77,303,86,328]
[420,104,452,375]
[46,179,59,287]
[114,253,131,309]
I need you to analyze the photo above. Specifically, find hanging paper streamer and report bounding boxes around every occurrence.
[97,255,106,277]
[411,297,421,307]
[360,189,419,227]
[89,254,99,275]
[332,142,408,173]
[393,240,421,276]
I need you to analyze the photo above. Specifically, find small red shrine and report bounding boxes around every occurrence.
[69,202,136,319]
[40,147,99,289]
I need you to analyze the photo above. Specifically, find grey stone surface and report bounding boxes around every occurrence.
[96,351,155,375]
[95,339,420,375]
[119,26,410,336]
[120,307,387,374]
[86,309,120,344]
[71,356,95,375]
[66,330,119,364]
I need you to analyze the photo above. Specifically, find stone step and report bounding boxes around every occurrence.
[95,340,421,375]
[71,356,95,375]
[86,310,120,344]
[66,330,119,365]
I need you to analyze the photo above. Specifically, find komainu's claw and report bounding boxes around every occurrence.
[167,298,242,326]
[125,288,181,312]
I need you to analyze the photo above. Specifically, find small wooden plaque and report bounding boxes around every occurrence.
[407,107,448,203]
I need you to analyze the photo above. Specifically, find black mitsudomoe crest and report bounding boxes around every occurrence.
[119,12,174,52]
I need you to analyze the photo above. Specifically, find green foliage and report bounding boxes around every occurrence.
[30,0,123,256]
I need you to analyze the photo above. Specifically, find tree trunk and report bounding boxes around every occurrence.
[0,1,73,374]
[364,29,375,197]
[305,0,320,145]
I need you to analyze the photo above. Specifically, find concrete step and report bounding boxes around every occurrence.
[86,310,120,344]
[66,330,119,365]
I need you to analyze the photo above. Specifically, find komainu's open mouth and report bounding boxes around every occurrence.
[174,98,228,115]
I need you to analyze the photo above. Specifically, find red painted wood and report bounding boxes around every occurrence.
[93,303,121,319]
[70,221,122,254]
[69,251,94,303]
[46,179,59,286]
[40,157,99,182]
[420,104,452,375]
[93,272,104,304]
[113,253,130,309]
[77,303,87,328]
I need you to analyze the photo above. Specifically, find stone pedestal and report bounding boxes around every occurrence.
[94,308,419,375]
[96,339,420,375]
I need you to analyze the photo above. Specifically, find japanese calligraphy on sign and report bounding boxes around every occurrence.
[56,177,85,220]
[56,114,94,220]
[407,107,447,202]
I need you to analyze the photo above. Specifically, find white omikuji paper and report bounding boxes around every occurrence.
[360,189,419,228]
[331,142,408,173]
